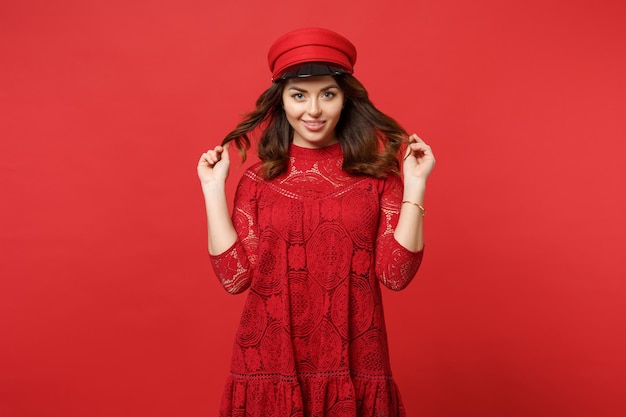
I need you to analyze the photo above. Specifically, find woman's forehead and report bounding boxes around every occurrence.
[283,76,340,89]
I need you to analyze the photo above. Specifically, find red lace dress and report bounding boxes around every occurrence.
[210,143,423,417]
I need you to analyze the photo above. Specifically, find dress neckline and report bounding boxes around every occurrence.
[288,142,343,161]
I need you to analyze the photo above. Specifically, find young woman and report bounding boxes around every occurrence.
[198,27,435,417]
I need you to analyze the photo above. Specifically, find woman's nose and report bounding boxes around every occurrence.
[307,98,322,117]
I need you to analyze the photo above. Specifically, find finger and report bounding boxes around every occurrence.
[404,142,412,159]
[220,143,231,163]
[408,143,429,158]
[408,133,425,144]
[409,141,428,150]
[405,134,426,158]
[203,150,221,166]
[405,143,424,160]
[198,153,210,165]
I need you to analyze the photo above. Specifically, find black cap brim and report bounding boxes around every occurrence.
[277,63,346,82]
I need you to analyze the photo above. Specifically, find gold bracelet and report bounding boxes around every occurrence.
[402,200,426,216]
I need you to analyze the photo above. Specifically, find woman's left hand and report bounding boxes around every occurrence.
[403,133,436,182]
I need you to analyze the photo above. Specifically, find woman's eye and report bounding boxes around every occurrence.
[323,92,335,99]
[293,93,304,100]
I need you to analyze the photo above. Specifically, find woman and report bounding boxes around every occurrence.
[198,27,435,417]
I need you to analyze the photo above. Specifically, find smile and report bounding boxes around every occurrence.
[302,120,325,131]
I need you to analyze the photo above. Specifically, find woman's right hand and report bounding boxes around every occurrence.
[197,144,231,186]
[197,143,238,255]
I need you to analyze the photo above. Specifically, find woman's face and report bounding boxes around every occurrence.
[282,76,345,149]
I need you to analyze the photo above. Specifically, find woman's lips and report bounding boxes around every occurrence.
[302,120,325,131]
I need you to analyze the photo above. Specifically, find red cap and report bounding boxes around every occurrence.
[268,27,357,81]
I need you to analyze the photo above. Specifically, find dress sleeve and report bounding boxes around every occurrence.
[374,174,424,291]
[209,170,260,294]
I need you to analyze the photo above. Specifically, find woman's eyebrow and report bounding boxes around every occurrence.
[287,84,339,92]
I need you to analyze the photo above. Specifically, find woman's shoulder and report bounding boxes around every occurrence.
[240,162,264,181]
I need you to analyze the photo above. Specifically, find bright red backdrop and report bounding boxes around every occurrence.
[1,0,625,416]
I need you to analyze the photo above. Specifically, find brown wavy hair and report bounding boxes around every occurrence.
[221,74,408,179]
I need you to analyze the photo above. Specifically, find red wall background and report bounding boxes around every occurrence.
[1,0,625,416]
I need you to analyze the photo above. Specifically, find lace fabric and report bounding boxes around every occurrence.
[211,143,423,417]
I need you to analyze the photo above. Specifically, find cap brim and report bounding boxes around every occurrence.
[276,63,346,82]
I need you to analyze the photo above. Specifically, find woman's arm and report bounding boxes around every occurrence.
[197,144,238,255]
[393,134,436,252]
[373,134,434,290]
